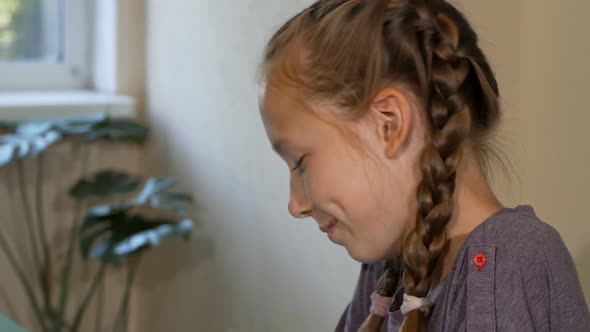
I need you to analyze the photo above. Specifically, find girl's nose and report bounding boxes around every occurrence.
[288,175,313,218]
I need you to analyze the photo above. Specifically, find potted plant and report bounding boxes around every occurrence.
[0,114,194,332]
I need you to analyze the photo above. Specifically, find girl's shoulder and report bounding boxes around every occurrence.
[465,204,564,252]
[435,205,590,331]
[457,204,577,285]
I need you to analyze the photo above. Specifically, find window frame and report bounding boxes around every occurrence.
[0,0,91,91]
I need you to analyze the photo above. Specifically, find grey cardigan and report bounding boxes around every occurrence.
[335,205,590,331]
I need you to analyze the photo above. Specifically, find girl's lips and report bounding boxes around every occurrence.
[320,219,338,233]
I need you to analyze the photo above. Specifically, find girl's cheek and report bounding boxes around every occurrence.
[301,171,312,198]
[303,169,325,203]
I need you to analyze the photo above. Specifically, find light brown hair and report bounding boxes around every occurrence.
[261,1,501,330]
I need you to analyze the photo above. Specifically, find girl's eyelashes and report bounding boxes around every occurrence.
[291,156,305,173]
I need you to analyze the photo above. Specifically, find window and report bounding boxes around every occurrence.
[0,0,90,90]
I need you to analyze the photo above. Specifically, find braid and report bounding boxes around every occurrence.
[399,2,474,331]
[358,258,402,332]
[358,2,475,331]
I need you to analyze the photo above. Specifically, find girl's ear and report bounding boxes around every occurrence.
[370,87,414,159]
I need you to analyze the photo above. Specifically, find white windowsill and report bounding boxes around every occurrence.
[0,90,136,121]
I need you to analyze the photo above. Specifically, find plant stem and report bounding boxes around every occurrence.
[16,159,43,274]
[15,159,52,328]
[0,231,48,332]
[115,257,140,332]
[95,275,105,332]
[71,263,107,332]
[36,153,54,320]
[57,143,91,321]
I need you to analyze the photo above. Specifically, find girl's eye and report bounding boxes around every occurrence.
[291,156,305,174]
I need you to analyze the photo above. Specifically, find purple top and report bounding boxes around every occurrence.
[335,205,590,331]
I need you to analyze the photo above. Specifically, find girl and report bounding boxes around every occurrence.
[258,0,590,331]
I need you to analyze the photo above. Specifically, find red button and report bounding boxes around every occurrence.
[474,253,487,269]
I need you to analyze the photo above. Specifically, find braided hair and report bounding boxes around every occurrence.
[261,1,501,330]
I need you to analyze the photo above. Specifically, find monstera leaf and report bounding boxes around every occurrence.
[0,122,62,166]
[51,113,108,135]
[83,118,148,143]
[78,176,194,265]
[129,177,193,214]
[80,206,193,265]
[69,170,142,200]
[0,113,149,166]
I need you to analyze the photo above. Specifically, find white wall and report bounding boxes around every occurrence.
[138,1,359,331]
[138,0,590,331]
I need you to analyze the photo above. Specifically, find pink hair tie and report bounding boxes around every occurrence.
[370,291,393,317]
[400,293,434,316]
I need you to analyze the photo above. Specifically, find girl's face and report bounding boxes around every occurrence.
[260,82,426,263]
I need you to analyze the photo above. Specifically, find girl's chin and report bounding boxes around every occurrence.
[345,244,388,264]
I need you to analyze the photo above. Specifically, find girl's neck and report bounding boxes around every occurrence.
[431,147,503,286]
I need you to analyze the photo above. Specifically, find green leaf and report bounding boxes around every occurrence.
[53,113,107,135]
[0,113,150,166]
[78,178,194,265]
[110,218,193,257]
[148,191,194,215]
[0,128,62,166]
[132,177,176,204]
[0,113,153,166]
[129,178,193,215]
[79,225,111,260]
[69,170,142,200]
[80,204,126,230]
[79,211,193,265]
[15,121,53,135]
[85,118,149,144]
